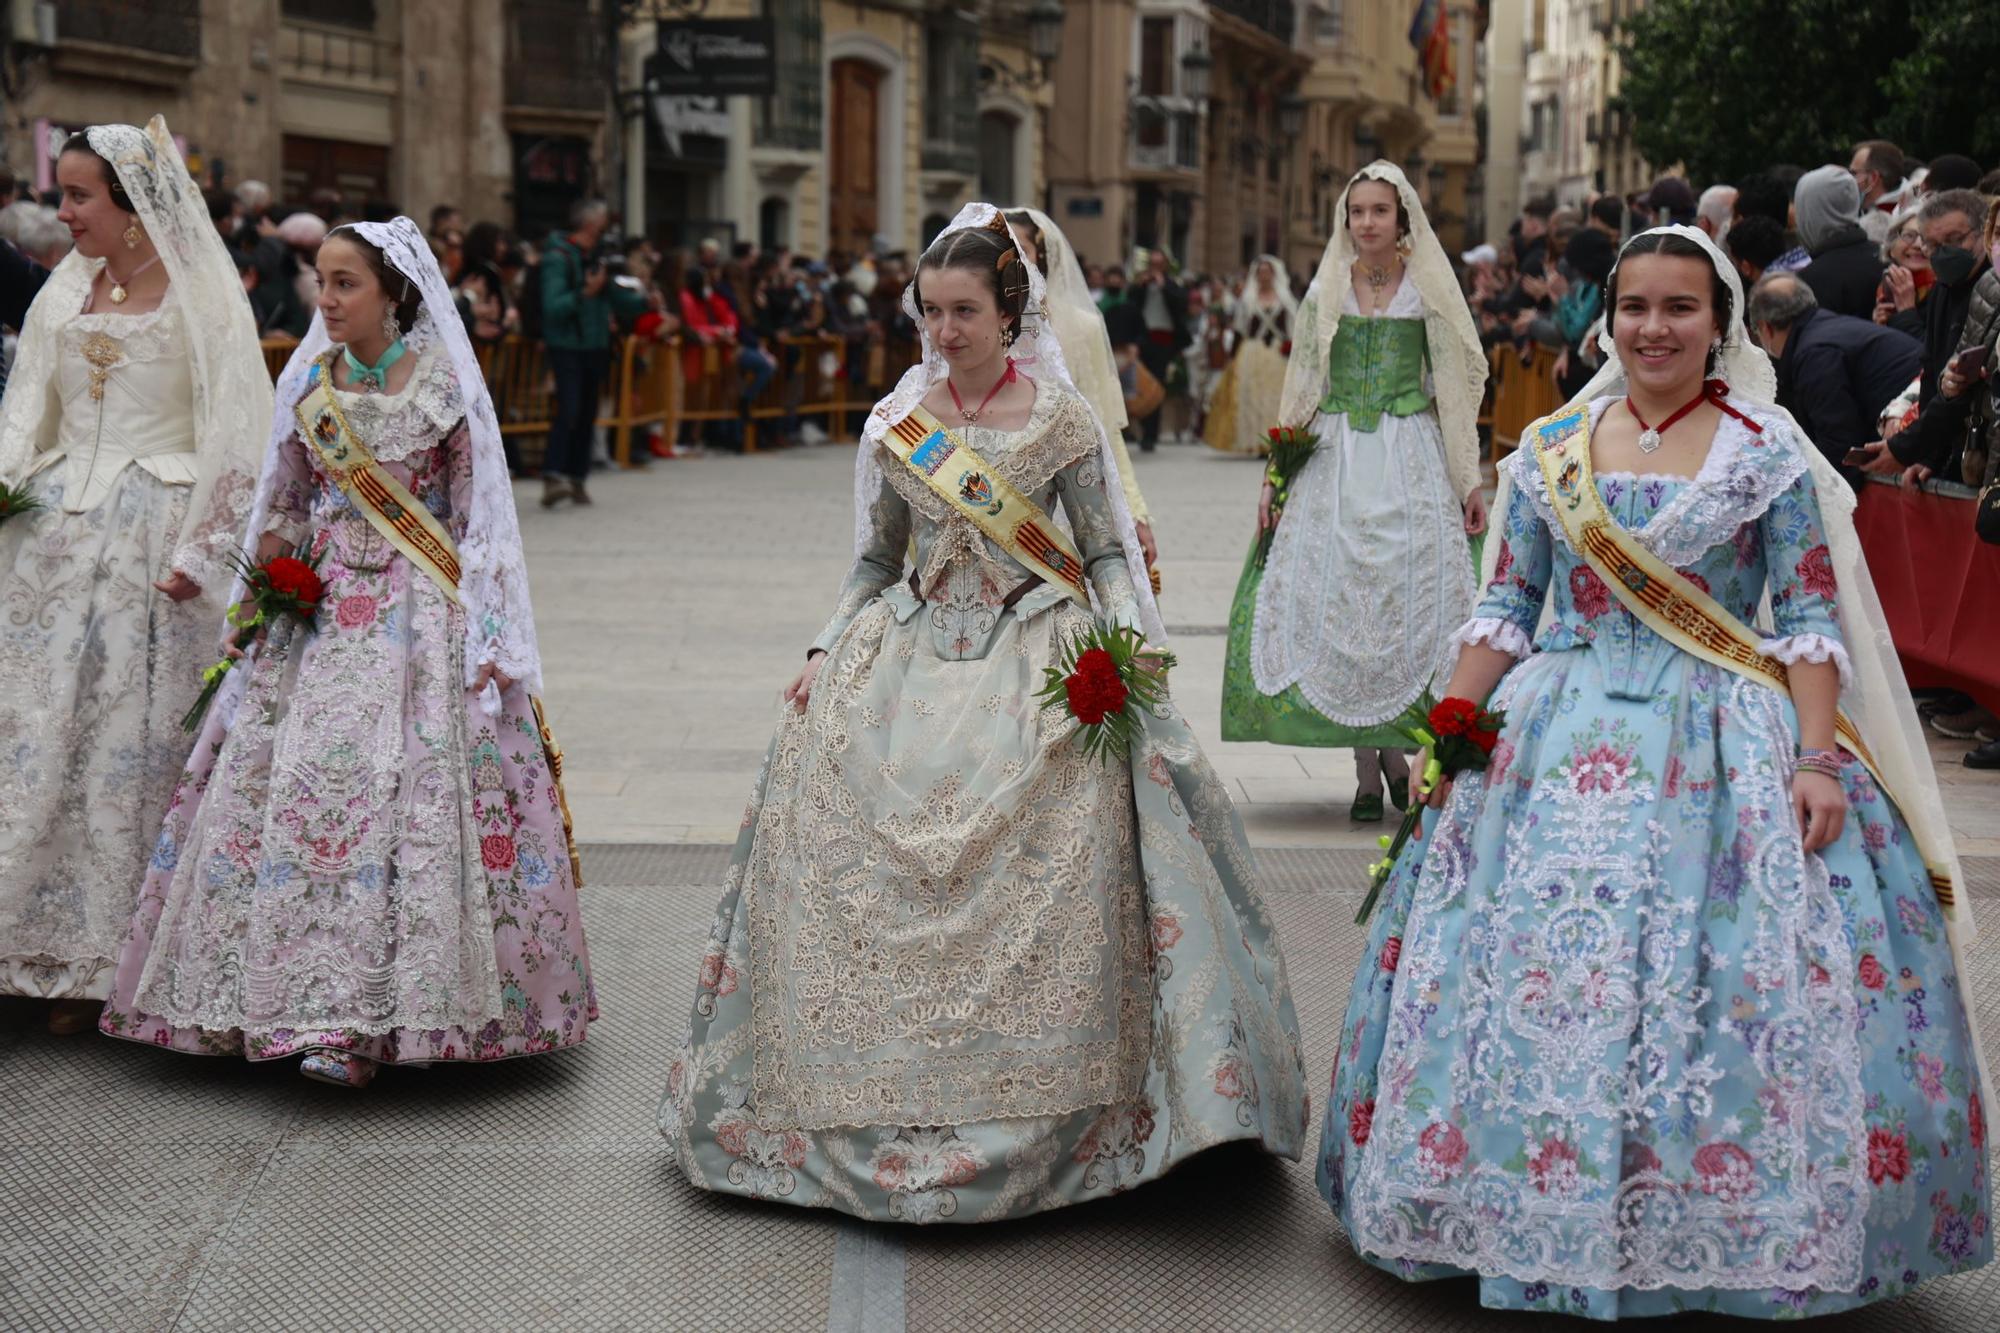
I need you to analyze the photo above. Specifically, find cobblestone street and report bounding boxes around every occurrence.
[8,442,2000,1332]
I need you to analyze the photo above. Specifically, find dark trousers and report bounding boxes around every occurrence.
[546,346,607,482]
[1138,339,1175,448]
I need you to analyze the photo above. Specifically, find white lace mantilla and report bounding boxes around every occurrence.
[1508,398,1809,571]
[325,343,465,464]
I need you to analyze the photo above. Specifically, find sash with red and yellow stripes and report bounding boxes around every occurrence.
[1529,402,1955,908]
[295,355,462,604]
[881,404,1093,607]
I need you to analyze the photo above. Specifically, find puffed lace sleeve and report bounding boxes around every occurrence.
[257,426,316,548]
[1456,469,1550,660]
[812,464,911,655]
[1054,444,1141,629]
[1759,465,1853,688]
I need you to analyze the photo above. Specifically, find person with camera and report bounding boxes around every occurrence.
[540,198,653,508]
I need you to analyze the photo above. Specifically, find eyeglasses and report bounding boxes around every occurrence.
[1916,228,1975,256]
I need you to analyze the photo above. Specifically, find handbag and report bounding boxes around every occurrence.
[1125,361,1165,421]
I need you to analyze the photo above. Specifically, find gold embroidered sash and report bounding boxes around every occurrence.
[1529,403,1954,907]
[882,404,1093,607]
[295,356,462,603]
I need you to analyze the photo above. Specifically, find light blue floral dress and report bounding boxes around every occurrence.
[1321,398,1990,1319]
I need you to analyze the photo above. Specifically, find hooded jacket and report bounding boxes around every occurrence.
[1794,165,1886,322]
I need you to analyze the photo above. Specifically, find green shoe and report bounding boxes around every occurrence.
[1388,775,1410,812]
[1350,792,1385,822]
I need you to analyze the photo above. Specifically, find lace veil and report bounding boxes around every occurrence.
[0,116,270,607]
[1234,254,1298,336]
[238,217,543,696]
[857,203,1165,641]
[1483,223,1969,938]
[1279,161,1485,502]
[1015,205,1128,434]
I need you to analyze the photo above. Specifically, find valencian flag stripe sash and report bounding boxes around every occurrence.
[1529,402,1956,908]
[295,355,463,603]
[883,404,1093,607]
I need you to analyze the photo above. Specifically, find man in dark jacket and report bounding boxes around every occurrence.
[540,197,651,506]
[1750,274,1922,480]
[1129,247,1189,451]
[1857,190,1991,481]
[1792,165,1886,322]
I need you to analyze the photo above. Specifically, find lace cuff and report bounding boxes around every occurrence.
[169,536,230,592]
[1761,632,1854,690]
[1455,616,1533,660]
[259,511,308,546]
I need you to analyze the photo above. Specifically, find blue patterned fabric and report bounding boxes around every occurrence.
[1319,403,1990,1319]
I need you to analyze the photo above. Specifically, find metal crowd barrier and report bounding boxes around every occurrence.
[260,332,907,469]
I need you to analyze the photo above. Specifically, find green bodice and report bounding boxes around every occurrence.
[1319,316,1430,430]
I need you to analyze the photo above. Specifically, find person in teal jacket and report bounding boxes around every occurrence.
[540,198,651,507]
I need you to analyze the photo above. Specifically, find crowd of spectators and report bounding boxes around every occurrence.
[1474,139,2000,767]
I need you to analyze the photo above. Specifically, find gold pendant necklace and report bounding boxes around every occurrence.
[1364,263,1393,291]
[105,254,162,305]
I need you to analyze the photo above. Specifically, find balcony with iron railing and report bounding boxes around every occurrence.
[1208,0,1296,46]
[279,18,398,89]
[505,0,609,116]
[53,0,199,61]
[1128,101,1201,174]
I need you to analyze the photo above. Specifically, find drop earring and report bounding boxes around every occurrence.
[122,219,142,250]
[381,306,401,345]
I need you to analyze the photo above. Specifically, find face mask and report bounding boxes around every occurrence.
[1931,244,1978,287]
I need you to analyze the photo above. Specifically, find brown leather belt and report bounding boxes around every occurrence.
[908,571,1045,612]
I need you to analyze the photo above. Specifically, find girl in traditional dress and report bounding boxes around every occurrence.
[658,205,1305,1222]
[0,119,268,1033]
[1322,226,1991,1317]
[1202,255,1296,457]
[98,218,595,1088]
[1223,164,1489,821]
[1005,207,1159,571]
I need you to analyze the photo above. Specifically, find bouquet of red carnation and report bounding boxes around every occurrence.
[1035,622,1178,764]
[180,547,325,732]
[1355,690,1506,924]
[1254,425,1319,569]
[0,478,43,527]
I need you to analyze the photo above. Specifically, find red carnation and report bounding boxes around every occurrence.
[1065,649,1129,726]
[263,555,324,612]
[1428,697,1479,738]
[1268,426,1281,441]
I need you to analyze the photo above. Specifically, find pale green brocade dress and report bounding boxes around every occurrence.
[659,385,1306,1222]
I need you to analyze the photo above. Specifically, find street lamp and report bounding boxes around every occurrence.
[1180,44,1212,103]
[1277,92,1306,141]
[1028,0,1065,68]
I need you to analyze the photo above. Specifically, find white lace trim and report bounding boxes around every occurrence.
[1761,632,1855,690]
[1453,616,1531,660]
[325,343,465,464]
[1508,397,1809,569]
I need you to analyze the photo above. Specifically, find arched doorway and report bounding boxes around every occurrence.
[828,58,882,254]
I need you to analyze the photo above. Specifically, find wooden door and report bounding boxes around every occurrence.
[828,58,881,255]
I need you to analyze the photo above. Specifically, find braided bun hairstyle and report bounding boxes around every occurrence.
[914,216,1032,342]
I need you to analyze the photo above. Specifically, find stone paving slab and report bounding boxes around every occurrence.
[5,847,2000,1332]
[521,444,2000,855]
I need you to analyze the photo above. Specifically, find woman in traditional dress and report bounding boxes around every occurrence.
[658,205,1305,1222]
[1322,226,1991,1317]
[1006,207,1159,572]
[1202,255,1296,457]
[98,218,595,1088]
[1223,163,1489,821]
[0,119,268,1033]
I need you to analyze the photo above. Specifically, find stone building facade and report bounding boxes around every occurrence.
[1,0,595,235]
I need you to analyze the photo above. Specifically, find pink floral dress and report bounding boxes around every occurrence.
[100,349,595,1064]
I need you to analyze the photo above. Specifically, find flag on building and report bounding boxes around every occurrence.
[1407,1,1454,101]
